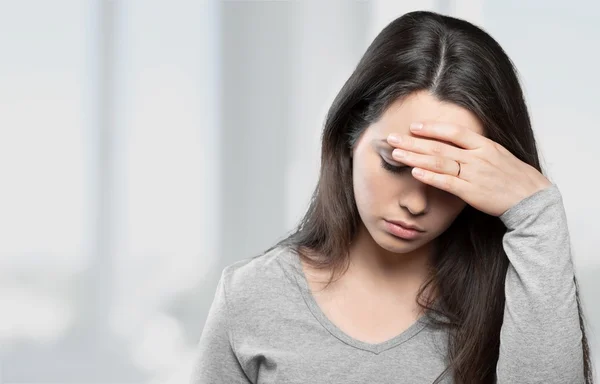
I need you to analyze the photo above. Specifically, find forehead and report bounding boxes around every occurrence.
[369,90,485,139]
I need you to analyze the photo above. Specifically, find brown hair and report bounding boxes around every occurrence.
[258,10,593,384]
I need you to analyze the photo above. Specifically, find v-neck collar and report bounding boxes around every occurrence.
[278,247,432,355]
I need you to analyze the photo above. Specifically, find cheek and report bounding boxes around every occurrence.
[429,193,467,230]
[353,160,392,214]
[437,192,467,215]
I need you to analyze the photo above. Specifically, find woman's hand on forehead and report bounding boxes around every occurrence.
[386,122,552,217]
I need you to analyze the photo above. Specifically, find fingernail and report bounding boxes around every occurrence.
[393,149,406,158]
[388,135,401,144]
[410,122,423,131]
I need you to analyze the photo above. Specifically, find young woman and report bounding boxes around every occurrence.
[192,10,594,384]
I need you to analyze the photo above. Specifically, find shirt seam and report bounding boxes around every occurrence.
[499,183,561,229]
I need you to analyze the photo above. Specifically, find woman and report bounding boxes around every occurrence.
[192,10,593,384]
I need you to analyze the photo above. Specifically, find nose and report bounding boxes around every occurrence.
[399,178,429,215]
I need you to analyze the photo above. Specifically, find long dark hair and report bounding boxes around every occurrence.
[259,10,594,384]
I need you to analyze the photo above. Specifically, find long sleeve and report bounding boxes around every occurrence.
[495,183,584,383]
[189,269,252,384]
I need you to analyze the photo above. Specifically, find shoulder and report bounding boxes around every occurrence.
[219,245,298,314]
[221,244,293,287]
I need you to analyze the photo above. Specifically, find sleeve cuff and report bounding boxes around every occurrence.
[499,183,563,230]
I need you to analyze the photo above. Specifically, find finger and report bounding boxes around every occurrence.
[409,122,487,150]
[387,133,468,163]
[411,166,470,195]
[392,149,459,177]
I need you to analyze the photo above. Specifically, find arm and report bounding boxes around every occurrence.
[190,269,253,384]
[496,183,584,383]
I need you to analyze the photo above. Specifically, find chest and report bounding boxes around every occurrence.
[309,280,422,344]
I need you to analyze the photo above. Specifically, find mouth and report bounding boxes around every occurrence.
[383,219,424,240]
[385,219,425,232]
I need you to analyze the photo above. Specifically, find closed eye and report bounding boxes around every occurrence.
[380,157,410,174]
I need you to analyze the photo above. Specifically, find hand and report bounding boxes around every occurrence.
[386,122,553,217]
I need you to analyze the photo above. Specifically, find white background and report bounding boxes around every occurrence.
[0,0,597,382]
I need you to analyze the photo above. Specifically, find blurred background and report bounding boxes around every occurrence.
[1,0,598,383]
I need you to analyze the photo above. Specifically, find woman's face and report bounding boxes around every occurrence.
[351,90,485,254]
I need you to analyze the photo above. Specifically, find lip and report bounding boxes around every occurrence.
[385,219,425,232]
[384,220,423,240]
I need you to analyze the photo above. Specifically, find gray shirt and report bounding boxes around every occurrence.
[191,183,584,383]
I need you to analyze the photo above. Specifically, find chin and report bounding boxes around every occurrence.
[373,229,423,254]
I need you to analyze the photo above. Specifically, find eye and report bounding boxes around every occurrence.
[380,157,410,174]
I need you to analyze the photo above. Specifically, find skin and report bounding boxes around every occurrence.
[348,90,485,292]
[301,88,553,344]
[301,90,486,343]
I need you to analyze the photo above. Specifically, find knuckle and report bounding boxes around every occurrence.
[450,127,462,140]
[434,157,445,170]
[431,143,443,155]
[492,141,505,153]
[497,143,509,155]
[442,176,453,190]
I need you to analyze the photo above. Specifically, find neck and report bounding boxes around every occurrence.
[346,222,435,300]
